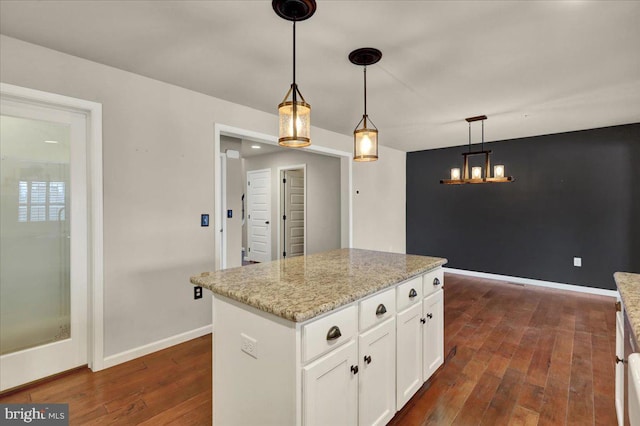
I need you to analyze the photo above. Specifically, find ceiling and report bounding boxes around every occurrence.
[1,1,638,152]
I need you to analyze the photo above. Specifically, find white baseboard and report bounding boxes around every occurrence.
[444,267,618,298]
[102,324,212,369]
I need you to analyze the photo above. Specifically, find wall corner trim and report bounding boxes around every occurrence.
[102,325,212,370]
[444,267,619,298]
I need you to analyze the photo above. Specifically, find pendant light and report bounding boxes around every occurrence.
[440,115,514,184]
[349,48,381,162]
[273,0,316,148]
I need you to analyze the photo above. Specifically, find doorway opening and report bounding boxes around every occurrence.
[279,165,306,259]
[214,124,352,271]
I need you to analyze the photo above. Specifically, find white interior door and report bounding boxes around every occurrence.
[282,168,305,258]
[246,168,271,263]
[0,98,88,391]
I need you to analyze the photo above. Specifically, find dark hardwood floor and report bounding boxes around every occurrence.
[389,273,617,426]
[0,273,616,425]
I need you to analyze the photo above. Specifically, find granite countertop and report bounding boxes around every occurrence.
[615,272,640,341]
[191,248,447,322]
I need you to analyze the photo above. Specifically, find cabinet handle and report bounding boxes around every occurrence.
[427,313,433,319]
[409,288,417,298]
[433,277,441,286]
[420,318,426,324]
[616,356,627,364]
[616,301,622,312]
[351,365,359,375]
[326,326,342,341]
[364,355,372,364]
[376,304,387,316]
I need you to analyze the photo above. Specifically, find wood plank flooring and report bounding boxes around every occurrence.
[389,273,617,426]
[0,334,212,425]
[0,273,616,425]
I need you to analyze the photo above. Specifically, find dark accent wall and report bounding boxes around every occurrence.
[407,123,640,290]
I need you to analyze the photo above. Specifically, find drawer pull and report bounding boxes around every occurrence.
[420,318,426,324]
[326,326,342,341]
[376,304,387,316]
[351,365,359,375]
[409,288,418,298]
[364,355,372,364]
[433,277,441,286]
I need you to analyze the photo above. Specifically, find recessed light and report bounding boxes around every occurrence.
[44,140,59,144]
[251,145,261,149]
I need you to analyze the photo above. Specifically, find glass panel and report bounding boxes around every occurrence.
[0,115,71,355]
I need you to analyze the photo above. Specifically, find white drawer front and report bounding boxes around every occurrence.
[303,305,357,363]
[359,288,396,332]
[423,268,443,297]
[396,276,423,312]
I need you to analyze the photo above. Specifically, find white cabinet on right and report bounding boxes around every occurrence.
[422,290,444,381]
[396,270,444,411]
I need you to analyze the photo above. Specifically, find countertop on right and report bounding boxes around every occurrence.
[615,271,640,341]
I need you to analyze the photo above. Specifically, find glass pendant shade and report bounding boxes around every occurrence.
[278,86,311,147]
[354,124,378,161]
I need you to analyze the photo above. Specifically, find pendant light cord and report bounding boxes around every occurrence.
[292,20,297,102]
[292,20,297,138]
[363,66,368,127]
[468,122,471,153]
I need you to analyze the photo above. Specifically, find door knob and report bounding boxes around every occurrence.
[427,313,433,319]
[351,365,359,375]
[265,221,270,224]
[364,355,372,364]
[420,318,426,324]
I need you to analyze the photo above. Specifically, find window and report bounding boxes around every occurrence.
[18,181,66,222]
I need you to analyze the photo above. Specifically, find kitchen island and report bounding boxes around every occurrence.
[191,248,447,426]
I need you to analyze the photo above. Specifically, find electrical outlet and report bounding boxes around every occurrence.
[573,257,582,267]
[194,286,203,299]
[241,333,258,358]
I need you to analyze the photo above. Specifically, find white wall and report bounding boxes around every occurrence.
[245,149,341,258]
[220,137,243,268]
[0,34,406,361]
[352,146,406,253]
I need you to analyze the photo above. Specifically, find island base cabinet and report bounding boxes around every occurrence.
[303,340,358,426]
[422,290,444,380]
[396,302,423,409]
[358,318,396,426]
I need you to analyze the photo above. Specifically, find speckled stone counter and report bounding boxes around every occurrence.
[616,271,640,341]
[191,248,447,322]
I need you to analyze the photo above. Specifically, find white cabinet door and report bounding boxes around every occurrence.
[396,302,423,409]
[359,318,396,426]
[303,340,358,426]
[615,305,624,426]
[422,290,444,381]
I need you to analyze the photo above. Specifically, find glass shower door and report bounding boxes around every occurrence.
[0,98,87,391]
